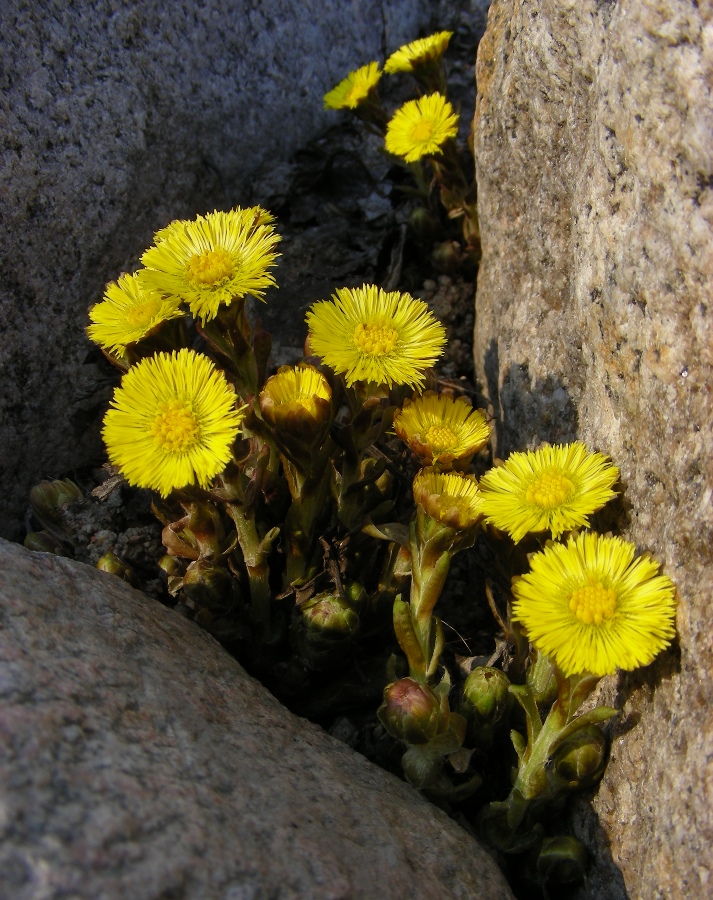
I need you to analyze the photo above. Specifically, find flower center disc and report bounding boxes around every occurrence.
[525,470,575,508]
[411,120,435,143]
[569,580,617,625]
[151,399,200,452]
[126,298,162,327]
[424,424,457,451]
[353,321,399,355]
[185,248,234,287]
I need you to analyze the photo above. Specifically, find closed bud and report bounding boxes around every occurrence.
[463,666,512,727]
[181,559,234,612]
[29,479,83,525]
[346,581,368,613]
[96,552,138,587]
[24,531,67,555]
[536,836,587,885]
[408,206,438,245]
[291,592,360,670]
[158,555,183,577]
[431,240,462,275]
[552,725,607,790]
[378,677,444,745]
[158,554,185,596]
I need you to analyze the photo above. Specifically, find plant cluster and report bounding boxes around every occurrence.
[324,30,479,275]
[26,32,678,896]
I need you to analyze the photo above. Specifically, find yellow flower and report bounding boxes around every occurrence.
[102,349,245,497]
[324,62,381,110]
[305,284,446,389]
[413,468,483,530]
[479,442,619,543]
[86,272,184,354]
[384,31,453,74]
[385,93,459,163]
[138,207,280,322]
[394,391,491,468]
[259,365,332,444]
[512,532,677,677]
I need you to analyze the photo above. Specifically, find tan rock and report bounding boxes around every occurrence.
[0,538,513,899]
[474,1,713,896]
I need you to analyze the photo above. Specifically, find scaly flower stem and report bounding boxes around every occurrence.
[283,459,331,586]
[228,503,278,640]
[504,672,611,834]
[407,516,454,679]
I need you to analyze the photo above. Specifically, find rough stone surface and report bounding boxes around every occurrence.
[0,0,435,541]
[0,538,513,899]
[474,1,713,897]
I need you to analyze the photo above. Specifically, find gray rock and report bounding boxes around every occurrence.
[474,1,713,896]
[0,0,434,541]
[0,538,513,899]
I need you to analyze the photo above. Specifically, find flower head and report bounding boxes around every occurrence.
[385,93,459,163]
[87,272,184,354]
[138,207,280,323]
[384,31,453,74]
[479,442,619,543]
[259,364,332,445]
[413,467,483,530]
[324,62,381,110]
[102,349,245,497]
[394,391,491,468]
[305,284,446,389]
[512,532,677,677]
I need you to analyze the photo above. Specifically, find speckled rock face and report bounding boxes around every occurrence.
[474,1,712,897]
[0,0,433,540]
[0,538,513,900]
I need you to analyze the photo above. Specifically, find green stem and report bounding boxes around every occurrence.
[505,673,600,832]
[228,504,277,639]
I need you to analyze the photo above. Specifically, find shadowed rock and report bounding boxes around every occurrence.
[0,538,513,899]
[0,0,434,540]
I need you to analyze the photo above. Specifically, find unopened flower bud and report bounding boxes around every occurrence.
[23,531,67,555]
[463,666,512,727]
[408,206,438,245]
[536,836,587,885]
[180,559,234,612]
[158,554,183,578]
[552,725,607,790]
[29,479,83,525]
[378,677,444,745]
[291,592,360,670]
[96,552,138,587]
[158,554,185,596]
[431,240,462,275]
[346,581,368,612]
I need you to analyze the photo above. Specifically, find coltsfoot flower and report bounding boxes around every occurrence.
[479,442,619,542]
[139,207,280,322]
[323,62,381,110]
[87,272,184,354]
[413,467,483,530]
[512,532,677,677]
[385,93,459,163]
[384,31,453,74]
[259,364,332,444]
[103,349,245,497]
[305,284,446,388]
[394,391,491,467]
